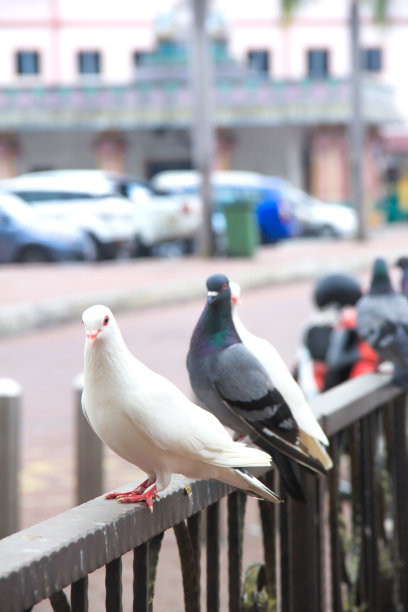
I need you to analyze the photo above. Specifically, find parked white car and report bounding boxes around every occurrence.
[3,170,203,256]
[0,171,136,260]
[107,173,202,255]
[279,182,358,239]
[0,191,96,263]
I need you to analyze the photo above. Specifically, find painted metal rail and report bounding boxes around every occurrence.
[0,372,407,611]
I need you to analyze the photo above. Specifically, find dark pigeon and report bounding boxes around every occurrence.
[187,273,332,502]
[356,257,408,387]
[396,257,408,296]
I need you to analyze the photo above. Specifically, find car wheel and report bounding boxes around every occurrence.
[132,237,152,257]
[181,238,196,254]
[319,224,338,238]
[87,235,106,261]
[17,245,52,263]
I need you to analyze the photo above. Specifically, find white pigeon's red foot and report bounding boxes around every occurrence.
[105,478,159,512]
[105,476,153,500]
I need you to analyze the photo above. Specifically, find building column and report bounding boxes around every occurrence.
[214,128,235,170]
[0,135,19,178]
[94,131,127,173]
[309,127,348,202]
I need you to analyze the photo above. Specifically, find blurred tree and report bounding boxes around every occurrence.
[281,0,391,241]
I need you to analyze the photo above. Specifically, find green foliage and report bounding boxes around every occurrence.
[242,563,277,612]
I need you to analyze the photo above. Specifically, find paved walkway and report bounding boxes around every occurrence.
[0,223,407,337]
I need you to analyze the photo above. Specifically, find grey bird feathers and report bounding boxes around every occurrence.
[357,257,408,387]
[187,274,333,503]
[81,304,282,511]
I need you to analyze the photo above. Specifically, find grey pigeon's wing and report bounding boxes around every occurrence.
[357,294,408,369]
[357,295,408,347]
[211,343,326,474]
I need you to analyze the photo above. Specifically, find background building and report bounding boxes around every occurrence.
[0,0,405,207]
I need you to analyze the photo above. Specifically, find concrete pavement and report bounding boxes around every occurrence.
[0,223,407,337]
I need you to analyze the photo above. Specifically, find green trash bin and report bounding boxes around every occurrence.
[224,199,259,257]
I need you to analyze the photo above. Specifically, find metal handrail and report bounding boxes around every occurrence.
[0,372,406,611]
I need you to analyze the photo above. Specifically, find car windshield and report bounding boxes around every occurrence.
[127,183,151,205]
[0,192,35,222]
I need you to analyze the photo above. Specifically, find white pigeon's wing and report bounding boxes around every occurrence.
[236,320,329,445]
[124,367,269,468]
[81,391,93,429]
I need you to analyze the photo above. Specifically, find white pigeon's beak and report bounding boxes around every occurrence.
[231,295,241,305]
[86,328,101,346]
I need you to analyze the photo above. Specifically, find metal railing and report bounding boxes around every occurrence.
[0,372,407,611]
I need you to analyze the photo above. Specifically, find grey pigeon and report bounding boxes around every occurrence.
[187,274,333,501]
[396,256,408,295]
[356,257,408,387]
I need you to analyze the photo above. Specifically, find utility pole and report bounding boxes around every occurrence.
[350,0,366,240]
[190,0,215,256]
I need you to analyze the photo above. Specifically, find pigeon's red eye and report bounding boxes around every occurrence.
[222,282,228,290]
[103,316,110,326]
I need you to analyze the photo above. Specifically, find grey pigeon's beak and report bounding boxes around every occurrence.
[87,328,101,346]
[207,290,219,304]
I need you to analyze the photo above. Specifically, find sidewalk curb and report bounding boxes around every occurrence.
[0,244,402,339]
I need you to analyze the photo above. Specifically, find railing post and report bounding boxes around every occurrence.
[288,473,322,612]
[0,378,21,538]
[73,373,103,505]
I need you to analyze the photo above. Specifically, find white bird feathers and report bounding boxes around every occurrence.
[82,304,282,512]
[229,281,332,471]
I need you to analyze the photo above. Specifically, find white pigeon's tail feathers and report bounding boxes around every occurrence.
[232,467,282,503]
[207,443,272,469]
[299,431,333,471]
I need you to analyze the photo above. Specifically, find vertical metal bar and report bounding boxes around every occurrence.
[258,471,276,600]
[279,487,291,612]
[385,395,408,609]
[148,532,164,611]
[74,374,103,505]
[71,576,88,612]
[288,473,321,612]
[105,557,122,612]
[359,413,380,610]
[318,475,332,612]
[187,513,202,606]
[133,541,148,612]
[174,520,200,612]
[227,491,246,612]
[0,378,21,538]
[328,434,342,612]
[206,501,220,612]
[50,590,70,611]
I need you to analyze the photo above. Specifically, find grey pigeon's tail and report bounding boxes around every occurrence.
[393,366,408,388]
[233,467,283,504]
[269,451,307,504]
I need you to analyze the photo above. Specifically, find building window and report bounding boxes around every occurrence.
[307,49,329,79]
[247,50,270,75]
[78,51,101,75]
[361,47,382,72]
[16,51,40,75]
[133,51,149,67]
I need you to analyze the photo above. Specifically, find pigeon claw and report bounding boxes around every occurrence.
[107,484,159,512]
[116,486,159,512]
[105,477,155,500]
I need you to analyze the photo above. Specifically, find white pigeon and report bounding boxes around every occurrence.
[81,304,282,511]
[229,282,332,470]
